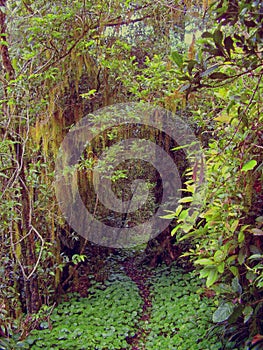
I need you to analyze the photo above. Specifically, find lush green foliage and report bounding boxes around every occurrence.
[20,273,142,349]
[143,264,223,350]
[0,0,205,321]
[11,263,221,350]
[159,0,263,346]
[0,0,262,348]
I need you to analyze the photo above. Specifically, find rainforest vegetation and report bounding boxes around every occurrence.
[0,0,263,349]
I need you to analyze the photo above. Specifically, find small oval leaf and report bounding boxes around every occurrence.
[241,160,257,172]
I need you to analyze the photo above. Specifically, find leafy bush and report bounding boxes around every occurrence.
[160,0,263,346]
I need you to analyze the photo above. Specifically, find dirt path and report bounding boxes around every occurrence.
[122,256,152,350]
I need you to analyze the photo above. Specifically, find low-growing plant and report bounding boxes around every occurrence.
[143,263,223,350]
[20,272,142,350]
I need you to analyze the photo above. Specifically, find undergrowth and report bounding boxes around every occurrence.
[20,273,142,350]
[143,264,226,350]
[5,262,234,350]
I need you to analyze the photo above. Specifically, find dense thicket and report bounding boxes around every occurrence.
[0,0,262,347]
[0,0,204,328]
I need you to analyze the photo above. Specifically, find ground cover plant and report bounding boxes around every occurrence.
[19,272,142,350]
[143,264,224,350]
[13,261,225,350]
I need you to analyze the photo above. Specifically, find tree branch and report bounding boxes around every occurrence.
[34,10,153,75]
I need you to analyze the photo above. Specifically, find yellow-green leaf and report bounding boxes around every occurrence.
[238,230,245,243]
[241,160,257,172]
[194,258,214,266]
[178,196,193,203]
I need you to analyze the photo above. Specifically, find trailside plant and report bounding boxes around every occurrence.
[165,124,262,347]
[160,0,263,346]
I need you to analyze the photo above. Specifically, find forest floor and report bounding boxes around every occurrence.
[122,254,153,349]
[17,250,224,350]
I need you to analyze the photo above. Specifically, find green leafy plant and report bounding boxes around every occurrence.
[164,0,263,346]
[20,272,142,349]
[143,263,222,350]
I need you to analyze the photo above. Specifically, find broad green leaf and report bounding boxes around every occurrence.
[238,230,245,243]
[184,184,195,193]
[0,40,8,46]
[175,205,183,217]
[178,196,193,203]
[160,212,176,219]
[214,250,225,262]
[171,51,183,68]
[217,262,225,273]
[171,225,181,236]
[230,219,239,233]
[194,258,214,266]
[178,230,196,241]
[199,268,211,278]
[180,223,194,233]
[178,209,188,220]
[227,256,237,265]
[229,266,239,277]
[212,302,235,323]
[248,254,263,260]
[206,268,219,287]
[213,283,233,294]
[241,160,257,172]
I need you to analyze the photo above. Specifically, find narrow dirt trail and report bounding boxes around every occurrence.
[122,256,152,350]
